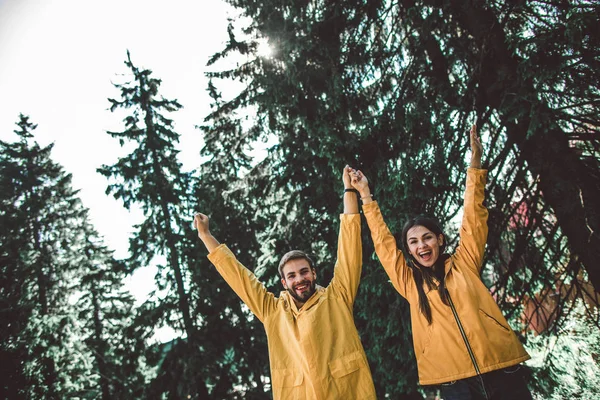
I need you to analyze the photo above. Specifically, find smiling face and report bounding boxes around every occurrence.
[280,258,317,307]
[406,225,444,268]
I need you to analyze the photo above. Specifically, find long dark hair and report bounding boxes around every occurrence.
[401,216,450,324]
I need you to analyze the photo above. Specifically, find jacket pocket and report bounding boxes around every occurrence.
[479,309,510,332]
[328,350,366,378]
[271,368,304,388]
[328,351,373,398]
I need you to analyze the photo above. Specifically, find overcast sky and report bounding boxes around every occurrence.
[0,0,245,341]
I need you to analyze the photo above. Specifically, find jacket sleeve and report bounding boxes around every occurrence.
[330,213,362,306]
[362,201,411,299]
[207,244,277,323]
[452,168,489,275]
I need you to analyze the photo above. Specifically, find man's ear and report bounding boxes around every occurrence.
[312,268,317,281]
[281,277,287,289]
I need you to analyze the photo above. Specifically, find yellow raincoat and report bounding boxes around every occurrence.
[362,168,530,385]
[207,213,377,399]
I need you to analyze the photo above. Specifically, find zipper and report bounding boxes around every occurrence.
[445,288,489,400]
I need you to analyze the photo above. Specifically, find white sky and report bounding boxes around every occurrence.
[0,0,244,341]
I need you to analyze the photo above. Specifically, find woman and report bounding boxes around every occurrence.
[350,125,532,400]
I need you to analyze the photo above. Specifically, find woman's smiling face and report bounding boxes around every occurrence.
[406,225,444,268]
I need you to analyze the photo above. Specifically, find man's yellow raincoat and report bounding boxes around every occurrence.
[362,168,530,385]
[207,213,377,399]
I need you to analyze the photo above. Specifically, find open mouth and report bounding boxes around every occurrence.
[418,250,433,262]
[294,283,310,294]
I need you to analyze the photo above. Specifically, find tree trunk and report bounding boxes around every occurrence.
[91,288,112,400]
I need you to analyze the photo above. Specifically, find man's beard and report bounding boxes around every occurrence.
[286,280,317,305]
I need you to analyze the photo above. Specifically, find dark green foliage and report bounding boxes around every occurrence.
[0,115,143,399]
[188,122,272,398]
[98,51,212,399]
[99,52,273,398]
[0,119,32,399]
[0,115,88,399]
[75,228,147,399]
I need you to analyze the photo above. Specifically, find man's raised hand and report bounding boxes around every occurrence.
[194,212,220,252]
[194,213,210,237]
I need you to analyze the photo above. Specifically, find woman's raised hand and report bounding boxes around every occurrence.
[350,168,372,203]
[470,124,483,169]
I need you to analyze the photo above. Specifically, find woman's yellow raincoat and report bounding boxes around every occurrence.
[362,168,530,385]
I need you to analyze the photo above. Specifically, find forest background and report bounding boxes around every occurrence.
[1,0,599,399]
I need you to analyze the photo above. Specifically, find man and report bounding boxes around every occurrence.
[193,166,376,400]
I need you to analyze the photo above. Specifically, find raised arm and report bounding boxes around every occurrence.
[343,165,359,214]
[351,169,411,298]
[194,213,276,322]
[470,124,483,169]
[329,166,362,305]
[453,125,489,275]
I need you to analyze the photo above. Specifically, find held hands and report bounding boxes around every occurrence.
[470,124,483,169]
[346,166,373,204]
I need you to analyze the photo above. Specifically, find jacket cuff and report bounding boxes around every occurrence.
[207,243,231,264]
[467,167,487,176]
[467,167,487,186]
[361,200,379,213]
[340,213,361,222]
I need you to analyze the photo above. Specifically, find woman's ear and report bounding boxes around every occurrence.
[438,234,444,247]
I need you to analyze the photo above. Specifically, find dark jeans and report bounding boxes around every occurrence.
[439,365,533,400]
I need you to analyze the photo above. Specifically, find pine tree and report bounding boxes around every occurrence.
[98,52,211,398]
[0,114,94,399]
[189,81,275,398]
[75,223,147,399]
[0,117,32,399]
